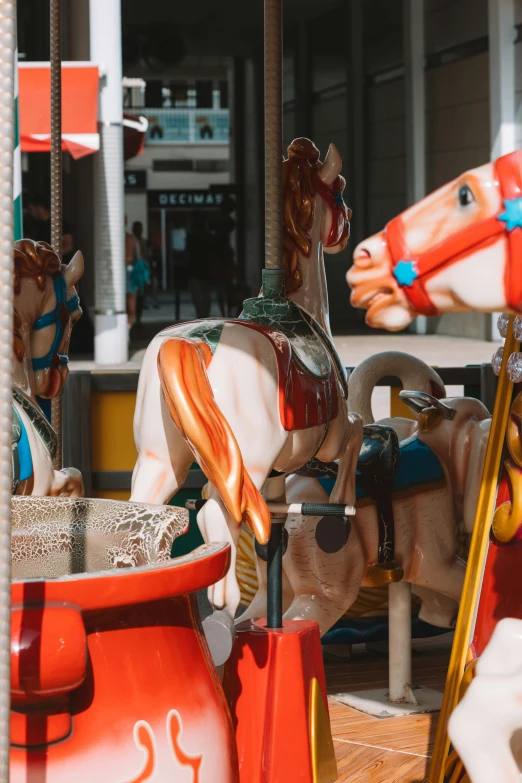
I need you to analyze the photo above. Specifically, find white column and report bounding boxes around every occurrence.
[90,0,128,364]
[489,0,516,340]
[403,0,427,336]
[388,581,417,704]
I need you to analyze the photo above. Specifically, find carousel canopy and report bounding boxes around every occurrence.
[18,62,100,159]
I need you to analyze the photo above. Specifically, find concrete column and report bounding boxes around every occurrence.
[489,0,516,340]
[90,0,127,364]
[403,0,428,336]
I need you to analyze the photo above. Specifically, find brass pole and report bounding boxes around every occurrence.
[50,0,62,469]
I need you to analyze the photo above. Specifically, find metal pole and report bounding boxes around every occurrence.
[266,521,283,628]
[388,581,417,704]
[264,0,282,270]
[0,6,15,779]
[50,0,62,468]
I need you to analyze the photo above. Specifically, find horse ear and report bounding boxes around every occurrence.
[319,143,342,185]
[64,251,84,287]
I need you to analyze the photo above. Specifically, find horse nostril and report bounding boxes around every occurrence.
[354,248,372,268]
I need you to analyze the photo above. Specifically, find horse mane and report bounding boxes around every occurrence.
[282,137,321,293]
[12,240,61,362]
[14,239,61,296]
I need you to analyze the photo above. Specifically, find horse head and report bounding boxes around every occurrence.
[14,240,83,399]
[282,138,351,294]
[347,149,522,330]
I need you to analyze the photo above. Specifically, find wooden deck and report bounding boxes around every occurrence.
[326,635,453,782]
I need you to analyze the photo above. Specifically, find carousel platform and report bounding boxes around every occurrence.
[326,634,453,782]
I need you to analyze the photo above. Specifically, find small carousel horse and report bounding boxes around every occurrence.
[131,138,364,620]
[12,239,84,497]
[347,148,522,329]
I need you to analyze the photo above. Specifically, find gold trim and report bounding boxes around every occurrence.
[429,316,520,783]
[309,677,337,783]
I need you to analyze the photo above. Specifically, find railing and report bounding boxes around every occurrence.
[139,108,229,144]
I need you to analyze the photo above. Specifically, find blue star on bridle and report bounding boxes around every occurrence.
[392,259,418,287]
[498,197,522,231]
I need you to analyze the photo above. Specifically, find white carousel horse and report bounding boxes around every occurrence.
[131,138,363,620]
[347,148,522,329]
[448,617,522,783]
[12,239,84,497]
[240,389,490,635]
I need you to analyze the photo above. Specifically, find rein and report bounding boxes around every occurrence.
[312,170,350,249]
[386,149,522,316]
[32,274,80,371]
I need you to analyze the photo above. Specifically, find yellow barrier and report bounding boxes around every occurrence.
[91,390,137,500]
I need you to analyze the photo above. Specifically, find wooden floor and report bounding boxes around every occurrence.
[326,635,453,783]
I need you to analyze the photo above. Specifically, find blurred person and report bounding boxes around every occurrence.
[132,220,159,314]
[187,214,212,319]
[26,194,74,260]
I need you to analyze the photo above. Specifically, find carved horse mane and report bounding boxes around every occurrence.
[12,240,61,362]
[282,137,348,294]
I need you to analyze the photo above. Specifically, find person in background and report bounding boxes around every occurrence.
[132,221,158,315]
[187,214,212,319]
[125,216,137,329]
[26,194,74,261]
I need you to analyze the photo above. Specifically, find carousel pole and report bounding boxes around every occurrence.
[222,1,337,779]
[264,0,284,630]
[0,4,15,780]
[13,23,20,241]
[50,0,62,468]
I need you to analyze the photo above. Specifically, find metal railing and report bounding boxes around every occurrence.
[62,364,497,497]
[139,108,229,144]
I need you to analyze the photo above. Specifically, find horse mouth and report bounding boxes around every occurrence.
[351,282,396,314]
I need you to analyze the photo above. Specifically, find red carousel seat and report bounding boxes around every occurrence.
[9,497,238,783]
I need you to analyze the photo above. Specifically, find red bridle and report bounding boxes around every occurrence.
[385,149,522,316]
[312,171,351,249]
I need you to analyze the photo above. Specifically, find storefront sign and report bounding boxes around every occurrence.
[124,170,147,190]
[147,189,225,209]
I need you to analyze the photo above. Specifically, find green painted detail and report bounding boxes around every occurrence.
[239,268,347,395]
[159,320,226,355]
[12,387,57,460]
[14,194,22,243]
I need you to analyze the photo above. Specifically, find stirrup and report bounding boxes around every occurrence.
[365,561,404,587]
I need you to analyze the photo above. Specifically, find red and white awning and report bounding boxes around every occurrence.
[18,62,100,159]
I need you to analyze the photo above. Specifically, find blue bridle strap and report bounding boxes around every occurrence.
[32,275,80,372]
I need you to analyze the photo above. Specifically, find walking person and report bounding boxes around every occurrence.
[131,221,150,327]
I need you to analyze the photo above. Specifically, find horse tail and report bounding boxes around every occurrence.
[157,337,271,545]
[348,351,446,423]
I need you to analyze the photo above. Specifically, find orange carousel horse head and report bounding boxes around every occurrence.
[347,149,522,330]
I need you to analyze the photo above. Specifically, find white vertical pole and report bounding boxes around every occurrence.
[489,0,515,339]
[0,5,15,778]
[90,0,128,364]
[389,581,417,704]
[403,0,427,336]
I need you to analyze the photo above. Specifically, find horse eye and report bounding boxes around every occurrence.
[458,184,474,207]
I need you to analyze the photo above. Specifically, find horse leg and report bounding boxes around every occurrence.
[410,584,459,628]
[282,474,365,636]
[50,468,84,498]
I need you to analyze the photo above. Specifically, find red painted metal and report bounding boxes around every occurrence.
[10,544,239,783]
[222,618,328,783]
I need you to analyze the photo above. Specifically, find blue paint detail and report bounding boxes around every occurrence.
[393,259,418,287]
[17,416,33,482]
[319,439,444,502]
[36,396,52,423]
[32,275,80,372]
[334,191,344,207]
[498,197,522,231]
[322,615,450,645]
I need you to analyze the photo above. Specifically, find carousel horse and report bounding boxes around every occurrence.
[131,137,364,620]
[12,239,84,497]
[239,389,490,635]
[347,148,522,329]
[447,617,522,783]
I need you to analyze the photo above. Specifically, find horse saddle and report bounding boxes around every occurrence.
[12,404,33,494]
